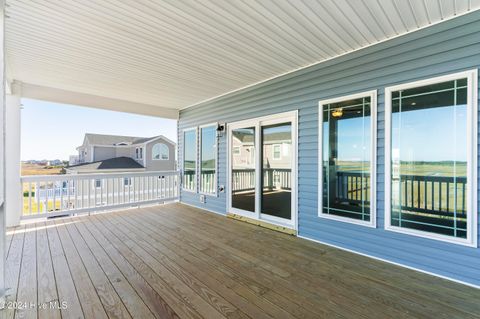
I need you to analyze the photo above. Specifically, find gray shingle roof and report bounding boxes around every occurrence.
[85,133,162,146]
[67,157,144,171]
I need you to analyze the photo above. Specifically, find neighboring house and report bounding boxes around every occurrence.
[47,159,63,166]
[232,130,292,170]
[67,133,176,174]
[68,155,79,166]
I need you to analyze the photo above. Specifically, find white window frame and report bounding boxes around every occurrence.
[152,143,169,161]
[272,144,281,160]
[199,123,218,197]
[182,127,198,193]
[385,70,478,247]
[318,90,377,228]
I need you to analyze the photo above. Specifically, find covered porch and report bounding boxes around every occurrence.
[5,203,480,319]
[1,0,480,316]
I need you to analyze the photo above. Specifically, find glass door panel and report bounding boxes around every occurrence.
[231,127,256,212]
[261,123,292,220]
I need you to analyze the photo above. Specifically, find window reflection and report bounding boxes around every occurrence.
[232,128,256,212]
[261,123,292,220]
[322,97,371,221]
[391,79,468,238]
[183,130,196,191]
[200,126,217,194]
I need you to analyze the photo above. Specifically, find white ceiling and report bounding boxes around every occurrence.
[5,0,480,118]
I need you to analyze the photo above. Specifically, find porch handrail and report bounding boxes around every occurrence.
[21,170,180,220]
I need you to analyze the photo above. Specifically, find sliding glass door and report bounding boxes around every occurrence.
[229,112,297,228]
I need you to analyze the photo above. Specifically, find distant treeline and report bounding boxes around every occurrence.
[397,161,467,165]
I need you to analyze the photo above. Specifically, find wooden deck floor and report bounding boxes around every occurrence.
[2,203,480,319]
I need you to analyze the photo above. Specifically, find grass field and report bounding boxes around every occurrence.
[22,198,62,215]
[335,161,467,177]
[22,163,65,215]
[21,163,63,176]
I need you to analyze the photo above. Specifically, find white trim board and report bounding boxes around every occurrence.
[298,235,480,290]
[318,90,377,228]
[384,69,478,248]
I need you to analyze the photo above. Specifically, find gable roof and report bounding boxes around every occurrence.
[67,157,145,172]
[83,133,173,147]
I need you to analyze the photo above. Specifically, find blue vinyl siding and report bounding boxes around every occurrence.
[178,11,480,286]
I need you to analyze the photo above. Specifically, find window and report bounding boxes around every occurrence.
[183,129,197,191]
[152,143,169,160]
[135,147,143,159]
[200,125,217,194]
[273,144,281,160]
[319,91,376,227]
[95,179,101,188]
[385,70,477,246]
[233,146,240,155]
[124,177,132,186]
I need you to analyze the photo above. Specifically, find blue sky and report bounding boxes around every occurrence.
[21,99,177,161]
[324,104,466,162]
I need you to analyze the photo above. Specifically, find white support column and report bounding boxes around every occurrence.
[5,82,21,227]
[0,0,6,301]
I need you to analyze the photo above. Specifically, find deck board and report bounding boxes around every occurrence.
[54,218,108,319]
[15,222,37,319]
[2,203,480,319]
[45,219,84,319]
[36,222,61,319]
[4,225,25,319]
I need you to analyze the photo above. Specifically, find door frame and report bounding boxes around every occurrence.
[227,110,298,231]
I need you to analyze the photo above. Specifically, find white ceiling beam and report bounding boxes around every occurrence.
[19,83,179,119]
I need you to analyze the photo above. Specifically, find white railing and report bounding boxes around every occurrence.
[21,170,180,220]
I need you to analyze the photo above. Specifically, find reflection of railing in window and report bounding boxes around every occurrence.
[333,171,467,236]
[200,170,216,194]
[232,169,291,192]
[334,172,467,215]
[183,170,196,190]
[335,171,370,204]
[263,168,291,190]
[393,175,467,217]
[232,169,255,191]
